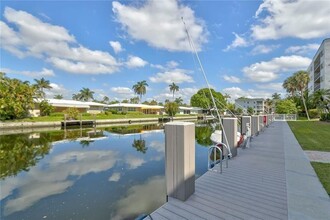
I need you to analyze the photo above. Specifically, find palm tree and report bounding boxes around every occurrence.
[169,82,179,100]
[34,77,52,99]
[132,80,148,103]
[283,76,296,98]
[293,70,310,120]
[102,96,110,104]
[272,93,281,100]
[265,98,273,113]
[79,88,94,101]
[175,97,183,106]
[54,94,63,99]
[311,89,330,112]
[72,93,81,100]
[224,93,231,102]
[130,97,140,104]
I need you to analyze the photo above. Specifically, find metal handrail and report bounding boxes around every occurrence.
[208,142,231,173]
[208,145,223,173]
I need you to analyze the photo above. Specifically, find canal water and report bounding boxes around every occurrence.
[0,122,215,220]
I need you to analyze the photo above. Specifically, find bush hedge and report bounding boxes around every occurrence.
[308,109,320,119]
[320,113,330,121]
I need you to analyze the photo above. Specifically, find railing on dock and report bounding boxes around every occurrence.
[273,114,297,121]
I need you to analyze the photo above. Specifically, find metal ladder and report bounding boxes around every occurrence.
[208,142,230,173]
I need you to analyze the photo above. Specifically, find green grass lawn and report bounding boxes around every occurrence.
[287,121,330,152]
[311,162,330,196]
[2,113,196,123]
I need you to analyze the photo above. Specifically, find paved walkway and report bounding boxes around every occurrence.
[304,151,330,163]
[147,121,330,220]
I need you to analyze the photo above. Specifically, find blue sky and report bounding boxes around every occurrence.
[1,0,329,103]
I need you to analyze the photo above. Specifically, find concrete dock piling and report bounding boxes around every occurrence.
[165,122,195,201]
[222,118,238,157]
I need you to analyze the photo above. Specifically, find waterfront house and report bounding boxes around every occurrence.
[107,103,164,115]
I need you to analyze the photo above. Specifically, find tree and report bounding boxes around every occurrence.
[265,98,273,113]
[149,100,158,105]
[175,97,183,106]
[0,75,36,120]
[275,99,297,114]
[190,88,226,111]
[78,88,94,101]
[283,76,296,98]
[224,93,231,102]
[236,107,243,114]
[165,102,179,116]
[130,97,140,104]
[272,93,281,100]
[72,93,81,100]
[132,80,148,103]
[122,99,129,103]
[293,70,310,120]
[169,82,179,100]
[102,96,109,104]
[34,78,52,99]
[310,89,330,112]
[39,100,54,116]
[247,107,254,115]
[54,94,63,99]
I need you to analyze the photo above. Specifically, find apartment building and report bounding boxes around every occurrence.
[234,98,266,114]
[308,38,330,93]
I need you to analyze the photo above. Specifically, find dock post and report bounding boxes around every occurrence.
[259,115,264,131]
[165,122,195,201]
[80,113,82,129]
[241,116,251,135]
[251,115,259,136]
[222,118,238,157]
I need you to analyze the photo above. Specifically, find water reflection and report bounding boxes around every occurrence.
[0,122,211,220]
[132,135,147,154]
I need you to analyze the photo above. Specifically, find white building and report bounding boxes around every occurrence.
[178,106,203,115]
[107,103,164,115]
[234,98,266,114]
[30,99,107,116]
[308,38,330,93]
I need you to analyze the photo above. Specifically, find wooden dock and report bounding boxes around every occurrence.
[146,121,330,220]
[61,120,94,128]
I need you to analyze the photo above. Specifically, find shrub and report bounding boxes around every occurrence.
[109,109,118,114]
[63,108,80,120]
[39,100,54,116]
[104,111,112,115]
[320,113,330,121]
[165,102,179,117]
[308,109,320,119]
[82,113,91,117]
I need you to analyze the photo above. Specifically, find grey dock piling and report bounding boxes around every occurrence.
[165,122,195,201]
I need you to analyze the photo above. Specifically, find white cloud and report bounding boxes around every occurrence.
[44,83,71,99]
[2,150,119,216]
[285,43,319,54]
[252,0,330,40]
[242,55,311,82]
[149,69,194,84]
[251,44,278,55]
[125,55,148,68]
[109,172,121,182]
[112,176,166,220]
[222,87,272,101]
[1,7,120,74]
[112,0,207,52]
[1,67,55,77]
[109,41,123,54]
[223,75,241,83]
[256,82,283,91]
[125,155,145,169]
[111,87,133,94]
[223,32,248,51]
